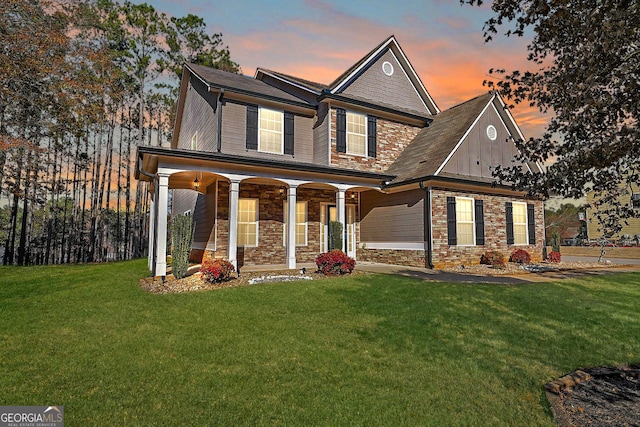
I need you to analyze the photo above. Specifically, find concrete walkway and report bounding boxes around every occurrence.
[355,261,640,285]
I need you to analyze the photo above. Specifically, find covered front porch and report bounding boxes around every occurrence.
[136,146,392,278]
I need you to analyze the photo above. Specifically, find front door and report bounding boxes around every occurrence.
[320,204,356,258]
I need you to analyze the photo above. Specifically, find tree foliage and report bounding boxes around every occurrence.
[464,0,640,237]
[0,0,238,265]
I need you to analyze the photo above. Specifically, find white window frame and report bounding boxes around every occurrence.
[184,210,191,216]
[258,107,284,155]
[283,201,308,246]
[512,201,528,245]
[346,111,367,157]
[190,132,198,150]
[455,196,475,246]
[238,198,258,247]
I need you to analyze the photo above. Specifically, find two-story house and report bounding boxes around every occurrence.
[136,35,545,277]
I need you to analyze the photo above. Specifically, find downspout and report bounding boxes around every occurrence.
[138,154,159,277]
[216,88,225,152]
[419,181,435,269]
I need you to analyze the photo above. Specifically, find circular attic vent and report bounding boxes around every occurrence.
[486,125,498,141]
[382,61,394,76]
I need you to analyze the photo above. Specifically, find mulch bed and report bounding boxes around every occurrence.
[140,269,370,294]
[545,366,640,426]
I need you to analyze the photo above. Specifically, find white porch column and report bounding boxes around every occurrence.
[155,172,170,278]
[286,186,298,269]
[227,180,240,270]
[148,197,155,271]
[336,189,346,251]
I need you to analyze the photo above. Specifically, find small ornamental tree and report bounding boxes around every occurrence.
[509,249,531,264]
[329,221,343,251]
[171,214,194,279]
[315,250,355,275]
[200,259,235,284]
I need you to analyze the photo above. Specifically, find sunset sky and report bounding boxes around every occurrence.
[143,0,549,139]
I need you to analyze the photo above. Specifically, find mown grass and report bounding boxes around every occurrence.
[1,260,639,426]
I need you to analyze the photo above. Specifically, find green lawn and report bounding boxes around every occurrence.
[1,260,639,426]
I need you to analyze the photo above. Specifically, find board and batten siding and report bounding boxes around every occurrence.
[441,104,521,179]
[177,75,218,151]
[359,189,424,243]
[341,50,430,116]
[221,101,314,163]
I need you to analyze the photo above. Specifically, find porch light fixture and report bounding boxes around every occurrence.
[279,187,285,196]
[193,177,200,191]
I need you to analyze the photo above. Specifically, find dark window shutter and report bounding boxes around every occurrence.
[284,112,294,155]
[505,202,514,245]
[475,199,485,246]
[336,108,346,153]
[447,196,457,246]
[246,105,258,150]
[527,203,536,245]
[367,115,377,158]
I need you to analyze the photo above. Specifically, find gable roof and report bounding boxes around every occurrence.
[387,93,495,184]
[327,35,440,114]
[185,63,313,109]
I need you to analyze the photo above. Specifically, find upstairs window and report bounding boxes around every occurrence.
[336,108,377,158]
[246,106,294,155]
[259,107,283,154]
[346,111,367,156]
[190,132,198,150]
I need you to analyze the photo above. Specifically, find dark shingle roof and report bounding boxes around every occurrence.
[186,63,313,107]
[257,68,326,93]
[387,93,494,184]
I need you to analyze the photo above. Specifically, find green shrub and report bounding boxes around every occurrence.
[200,259,235,284]
[315,250,355,275]
[329,221,343,251]
[509,249,531,264]
[171,214,194,279]
[480,251,506,269]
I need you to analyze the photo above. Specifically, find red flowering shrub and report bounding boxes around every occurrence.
[509,249,531,264]
[200,259,235,284]
[480,251,506,268]
[315,250,355,275]
[547,251,562,263]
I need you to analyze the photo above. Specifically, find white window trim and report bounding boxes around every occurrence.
[190,132,198,150]
[512,201,528,245]
[184,209,191,216]
[346,110,367,157]
[238,198,258,247]
[283,201,308,246]
[258,107,284,155]
[455,196,476,246]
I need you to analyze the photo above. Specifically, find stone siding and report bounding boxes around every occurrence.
[431,189,545,268]
[202,183,353,267]
[359,249,426,268]
[330,109,422,173]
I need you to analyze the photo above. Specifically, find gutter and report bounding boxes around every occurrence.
[419,181,435,269]
[216,88,225,152]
